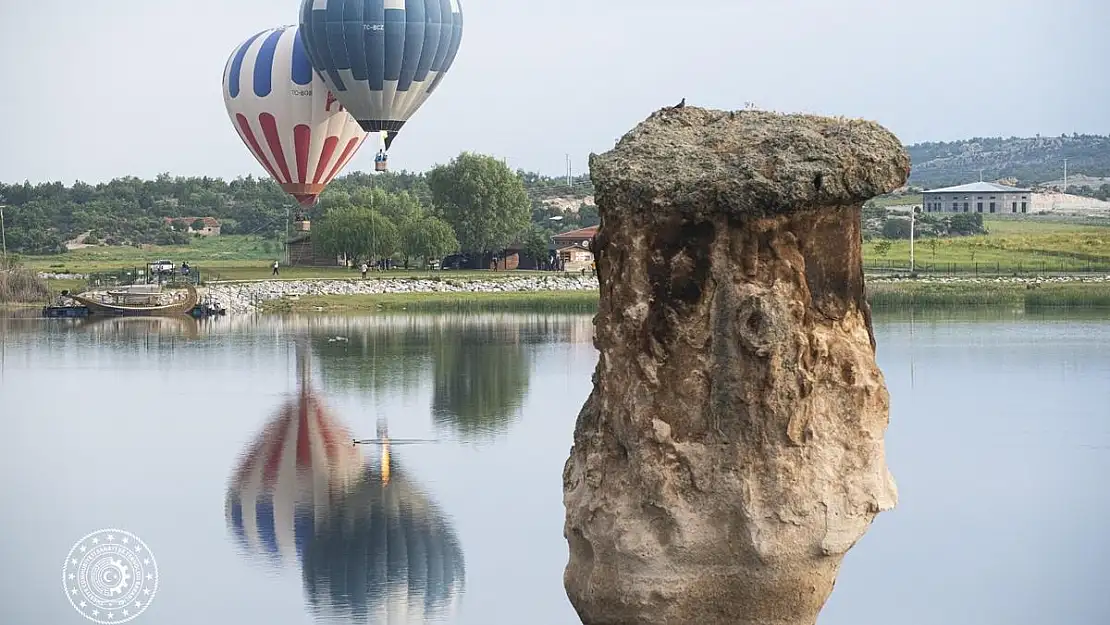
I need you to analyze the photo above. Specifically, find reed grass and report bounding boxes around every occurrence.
[0,258,50,304]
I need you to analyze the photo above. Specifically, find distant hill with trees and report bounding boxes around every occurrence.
[3,133,1109,256]
[906,134,1110,189]
[0,154,598,259]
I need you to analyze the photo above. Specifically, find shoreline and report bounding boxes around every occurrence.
[192,274,1110,314]
[12,273,1109,313]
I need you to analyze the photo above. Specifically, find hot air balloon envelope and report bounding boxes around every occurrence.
[222,25,369,207]
[297,0,464,150]
[226,390,364,565]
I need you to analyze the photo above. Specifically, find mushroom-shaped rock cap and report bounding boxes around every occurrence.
[589,106,910,219]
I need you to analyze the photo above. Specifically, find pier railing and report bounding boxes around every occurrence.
[86,267,204,290]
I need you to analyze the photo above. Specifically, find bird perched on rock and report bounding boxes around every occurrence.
[675,97,686,108]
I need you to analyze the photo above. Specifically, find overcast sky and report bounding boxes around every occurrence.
[1,0,1106,184]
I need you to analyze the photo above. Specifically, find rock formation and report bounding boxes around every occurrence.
[562,106,907,625]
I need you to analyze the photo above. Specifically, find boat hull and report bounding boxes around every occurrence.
[42,305,91,318]
[70,285,199,317]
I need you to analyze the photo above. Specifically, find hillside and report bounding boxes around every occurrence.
[3,133,1110,256]
[907,134,1110,189]
[0,169,599,255]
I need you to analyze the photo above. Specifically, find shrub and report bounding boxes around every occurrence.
[0,257,50,303]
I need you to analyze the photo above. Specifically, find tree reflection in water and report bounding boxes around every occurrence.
[306,313,594,440]
[430,323,531,438]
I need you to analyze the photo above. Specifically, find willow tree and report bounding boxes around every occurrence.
[400,216,459,268]
[313,206,399,264]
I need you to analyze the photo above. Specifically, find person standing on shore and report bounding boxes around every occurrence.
[272,260,279,276]
[360,262,368,279]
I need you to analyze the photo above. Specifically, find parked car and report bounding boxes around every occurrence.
[439,254,470,270]
[148,259,175,274]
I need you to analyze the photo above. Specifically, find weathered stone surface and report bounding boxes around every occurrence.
[562,106,906,625]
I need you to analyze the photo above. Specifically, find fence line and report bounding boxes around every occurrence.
[863,259,1110,275]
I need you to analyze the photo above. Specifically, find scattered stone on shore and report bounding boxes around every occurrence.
[200,274,601,315]
[562,105,905,625]
[41,271,1110,317]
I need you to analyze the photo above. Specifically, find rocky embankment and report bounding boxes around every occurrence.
[201,275,600,314]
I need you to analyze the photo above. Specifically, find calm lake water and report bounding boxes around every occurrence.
[1,308,1108,625]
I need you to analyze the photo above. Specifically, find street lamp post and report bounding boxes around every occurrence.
[909,206,916,274]
[0,204,7,262]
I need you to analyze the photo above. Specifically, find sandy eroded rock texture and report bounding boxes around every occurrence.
[562,106,907,625]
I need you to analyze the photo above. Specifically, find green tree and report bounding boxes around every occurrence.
[577,203,600,228]
[522,226,550,265]
[314,206,399,263]
[947,213,986,236]
[191,218,207,231]
[400,216,458,268]
[426,152,530,253]
[351,187,424,229]
[881,217,912,239]
[874,239,892,259]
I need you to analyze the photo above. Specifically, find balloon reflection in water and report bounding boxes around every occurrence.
[226,341,466,622]
[225,348,363,566]
[301,438,466,623]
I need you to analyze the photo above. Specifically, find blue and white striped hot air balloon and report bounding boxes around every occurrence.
[301,457,466,624]
[297,0,464,169]
[222,25,369,207]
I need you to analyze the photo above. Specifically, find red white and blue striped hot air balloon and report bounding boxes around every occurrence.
[222,25,369,208]
[225,384,365,567]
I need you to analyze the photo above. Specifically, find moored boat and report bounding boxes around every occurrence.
[69,284,199,317]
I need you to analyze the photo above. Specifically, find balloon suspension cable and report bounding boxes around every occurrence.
[353,414,442,446]
[352,437,444,445]
[295,337,311,398]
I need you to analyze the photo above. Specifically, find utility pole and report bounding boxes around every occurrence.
[566,154,572,188]
[909,206,916,274]
[284,205,290,265]
[0,204,7,262]
[1063,158,1068,192]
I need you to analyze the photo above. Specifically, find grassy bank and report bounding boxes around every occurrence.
[202,267,556,282]
[24,235,278,273]
[254,280,1110,314]
[21,217,1110,278]
[865,280,1110,310]
[863,218,1110,272]
[260,290,602,313]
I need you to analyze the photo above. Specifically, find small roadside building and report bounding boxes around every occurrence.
[922,182,1032,215]
[552,225,597,270]
[552,225,597,249]
[163,216,221,236]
